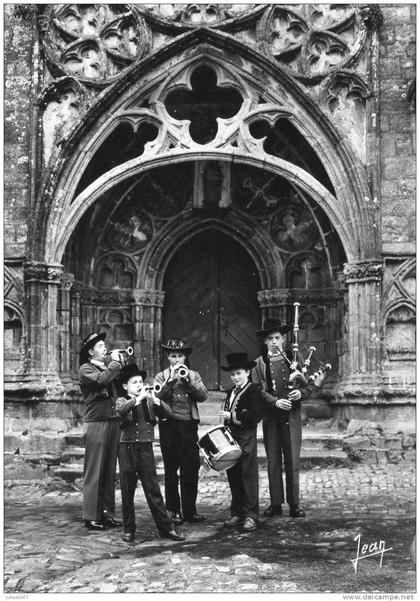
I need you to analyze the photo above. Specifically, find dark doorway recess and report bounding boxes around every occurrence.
[163,229,261,390]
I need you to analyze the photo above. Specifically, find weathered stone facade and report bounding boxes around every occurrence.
[4,4,415,439]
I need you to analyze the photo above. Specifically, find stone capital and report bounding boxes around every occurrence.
[257,288,290,308]
[131,289,165,307]
[60,272,75,289]
[24,262,64,284]
[343,261,383,283]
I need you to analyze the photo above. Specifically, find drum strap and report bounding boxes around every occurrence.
[228,382,252,425]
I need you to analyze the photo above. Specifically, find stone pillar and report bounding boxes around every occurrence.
[57,272,75,379]
[131,289,165,377]
[23,261,65,393]
[337,261,383,395]
[70,283,82,375]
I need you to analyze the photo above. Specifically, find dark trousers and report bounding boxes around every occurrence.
[82,420,120,521]
[263,417,301,507]
[226,427,259,520]
[118,442,172,534]
[159,419,200,519]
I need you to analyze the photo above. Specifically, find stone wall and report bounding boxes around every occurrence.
[379,4,416,251]
[4,6,36,258]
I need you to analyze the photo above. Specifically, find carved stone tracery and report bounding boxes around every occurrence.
[257,5,367,80]
[39,4,150,85]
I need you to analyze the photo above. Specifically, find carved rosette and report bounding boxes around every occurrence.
[39,4,151,87]
[132,289,165,307]
[343,261,383,283]
[257,5,367,80]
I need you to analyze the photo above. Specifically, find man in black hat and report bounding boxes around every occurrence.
[252,319,313,518]
[153,339,208,525]
[220,352,284,532]
[79,332,123,530]
[116,363,185,543]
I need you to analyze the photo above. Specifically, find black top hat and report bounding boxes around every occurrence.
[256,318,291,337]
[79,331,107,356]
[221,352,256,372]
[119,363,147,385]
[160,338,193,355]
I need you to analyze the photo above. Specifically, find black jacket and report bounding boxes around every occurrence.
[223,382,277,430]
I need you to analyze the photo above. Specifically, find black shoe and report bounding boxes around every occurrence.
[263,505,283,518]
[184,514,206,523]
[122,532,134,543]
[159,529,186,541]
[85,520,105,531]
[289,505,305,518]
[171,512,184,525]
[104,516,122,527]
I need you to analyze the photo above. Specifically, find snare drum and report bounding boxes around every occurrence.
[197,425,242,471]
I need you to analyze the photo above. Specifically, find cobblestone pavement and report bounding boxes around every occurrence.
[4,459,416,595]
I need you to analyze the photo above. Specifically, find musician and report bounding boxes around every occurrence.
[78,332,123,531]
[116,363,185,543]
[219,352,285,532]
[154,339,208,525]
[252,318,314,519]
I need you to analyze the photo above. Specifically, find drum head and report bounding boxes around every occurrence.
[210,447,242,472]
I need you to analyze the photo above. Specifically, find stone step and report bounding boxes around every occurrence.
[49,445,348,483]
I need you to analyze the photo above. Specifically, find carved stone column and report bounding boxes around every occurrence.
[131,289,165,376]
[337,261,383,398]
[23,262,65,394]
[58,272,75,380]
[257,289,290,324]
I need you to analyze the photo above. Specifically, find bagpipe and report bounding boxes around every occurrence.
[287,302,331,390]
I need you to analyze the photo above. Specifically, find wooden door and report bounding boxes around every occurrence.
[163,230,260,390]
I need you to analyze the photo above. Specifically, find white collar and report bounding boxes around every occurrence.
[90,359,106,368]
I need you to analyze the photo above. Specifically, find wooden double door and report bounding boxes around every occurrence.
[163,230,261,390]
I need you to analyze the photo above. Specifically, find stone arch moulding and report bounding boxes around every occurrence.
[35,27,376,265]
[138,213,284,292]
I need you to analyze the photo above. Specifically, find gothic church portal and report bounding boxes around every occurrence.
[4,5,415,439]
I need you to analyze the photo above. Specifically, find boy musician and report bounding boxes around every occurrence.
[252,318,316,519]
[154,339,208,526]
[78,332,123,531]
[219,352,286,532]
[116,363,185,543]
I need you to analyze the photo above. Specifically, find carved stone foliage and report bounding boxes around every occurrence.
[39,4,150,86]
[257,5,367,80]
[140,4,261,27]
[343,261,383,282]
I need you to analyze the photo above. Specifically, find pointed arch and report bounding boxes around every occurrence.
[34,27,377,265]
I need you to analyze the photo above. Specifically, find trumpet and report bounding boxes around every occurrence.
[178,366,189,379]
[107,346,134,356]
[143,383,162,394]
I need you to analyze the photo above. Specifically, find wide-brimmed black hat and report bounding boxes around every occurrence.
[256,318,291,337]
[79,331,107,356]
[221,352,256,372]
[160,338,193,355]
[119,363,147,384]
